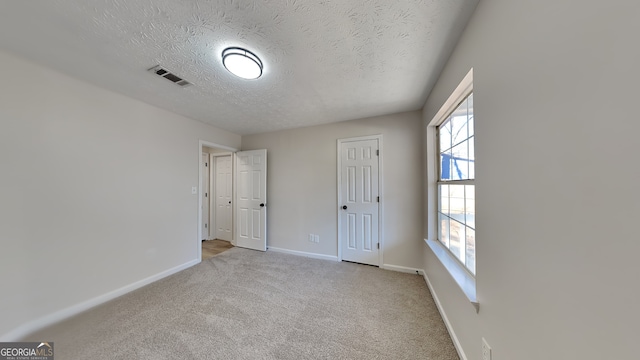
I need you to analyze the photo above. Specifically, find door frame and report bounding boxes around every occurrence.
[198,140,238,263]
[202,152,211,240]
[336,134,384,266]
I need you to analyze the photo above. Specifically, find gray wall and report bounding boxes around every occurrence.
[422,0,640,359]
[242,111,423,269]
[204,146,233,154]
[0,51,241,339]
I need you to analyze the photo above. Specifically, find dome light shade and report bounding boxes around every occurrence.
[222,47,263,80]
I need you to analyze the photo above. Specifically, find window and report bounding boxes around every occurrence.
[437,93,475,275]
[425,69,476,307]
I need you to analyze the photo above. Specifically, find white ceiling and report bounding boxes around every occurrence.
[0,0,478,135]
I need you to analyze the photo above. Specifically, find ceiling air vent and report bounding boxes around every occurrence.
[148,65,192,87]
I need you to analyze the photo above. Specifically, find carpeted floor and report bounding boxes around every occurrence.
[25,248,459,359]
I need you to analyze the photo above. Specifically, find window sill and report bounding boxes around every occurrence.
[425,239,479,312]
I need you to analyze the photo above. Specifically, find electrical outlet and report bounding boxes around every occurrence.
[482,338,492,360]
[308,234,314,243]
[314,235,320,243]
[191,186,197,194]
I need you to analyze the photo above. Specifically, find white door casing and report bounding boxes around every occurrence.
[198,141,239,262]
[236,149,267,251]
[215,155,233,241]
[338,136,382,266]
[202,153,210,240]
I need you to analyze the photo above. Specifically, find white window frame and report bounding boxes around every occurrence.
[437,92,475,273]
[425,69,478,310]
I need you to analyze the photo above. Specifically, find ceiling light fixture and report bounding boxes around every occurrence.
[222,47,263,80]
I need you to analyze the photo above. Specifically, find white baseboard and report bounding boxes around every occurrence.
[381,264,424,275]
[267,246,338,262]
[0,259,200,342]
[422,271,468,360]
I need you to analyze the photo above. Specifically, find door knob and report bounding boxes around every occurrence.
[342,205,347,210]
[260,203,265,207]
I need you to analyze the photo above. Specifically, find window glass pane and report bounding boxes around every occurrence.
[440,150,452,180]
[466,227,475,275]
[449,185,465,223]
[451,115,468,146]
[449,219,464,261]
[439,213,450,248]
[466,93,474,137]
[439,121,452,152]
[465,185,475,229]
[439,185,449,216]
[468,137,475,179]
[450,141,470,180]
[452,97,468,118]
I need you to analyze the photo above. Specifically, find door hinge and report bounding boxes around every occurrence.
[377,196,379,202]
[376,149,379,156]
[205,162,208,167]
[205,224,207,228]
[377,243,380,249]
[205,193,208,197]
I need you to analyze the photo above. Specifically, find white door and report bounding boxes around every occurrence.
[202,153,210,240]
[215,155,233,241]
[339,138,380,266]
[236,149,267,251]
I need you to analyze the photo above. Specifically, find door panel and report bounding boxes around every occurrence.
[339,139,379,266]
[239,208,248,237]
[363,214,372,250]
[363,166,372,202]
[215,155,233,241]
[236,149,267,251]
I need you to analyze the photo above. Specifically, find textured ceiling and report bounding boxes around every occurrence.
[0,0,478,135]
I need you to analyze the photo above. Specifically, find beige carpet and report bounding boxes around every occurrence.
[25,248,459,359]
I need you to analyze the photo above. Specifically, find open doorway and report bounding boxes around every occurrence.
[199,141,237,261]
[198,141,268,261]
